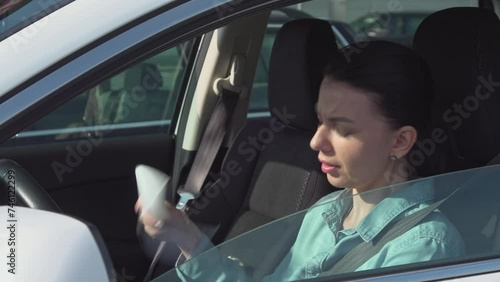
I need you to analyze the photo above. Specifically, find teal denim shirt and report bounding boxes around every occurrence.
[176,179,465,281]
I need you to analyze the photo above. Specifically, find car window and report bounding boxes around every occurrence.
[491,1,500,19]
[403,14,427,35]
[0,0,72,40]
[248,7,356,117]
[5,40,196,145]
[153,165,500,281]
[249,29,275,114]
[301,0,476,48]
[248,0,476,117]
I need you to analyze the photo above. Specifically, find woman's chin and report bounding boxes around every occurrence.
[326,174,347,188]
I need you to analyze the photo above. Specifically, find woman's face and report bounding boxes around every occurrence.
[310,77,399,193]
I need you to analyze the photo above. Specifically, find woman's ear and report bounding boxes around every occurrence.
[391,126,417,159]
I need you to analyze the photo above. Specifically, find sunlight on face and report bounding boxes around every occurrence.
[310,77,398,193]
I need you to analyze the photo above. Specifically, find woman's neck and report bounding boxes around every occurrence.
[342,173,408,230]
[342,188,388,230]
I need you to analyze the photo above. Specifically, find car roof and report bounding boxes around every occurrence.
[0,0,175,97]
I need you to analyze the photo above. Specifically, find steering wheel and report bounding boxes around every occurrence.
[0,159,61,213]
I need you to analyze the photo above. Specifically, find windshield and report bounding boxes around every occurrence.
[153,165,500,281]
[0,0,72,40]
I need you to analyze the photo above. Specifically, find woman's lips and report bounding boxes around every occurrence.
[321,162,338,174]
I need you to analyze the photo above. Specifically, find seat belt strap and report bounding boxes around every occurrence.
[323,197,446,275]
[175,88,239,210]
[141,90,238,282]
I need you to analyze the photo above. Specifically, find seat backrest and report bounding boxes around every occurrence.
[413,7,500,255]
[414,7,500,175]
[188,19,339,245]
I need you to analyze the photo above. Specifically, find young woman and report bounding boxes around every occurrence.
[136,41,464,281]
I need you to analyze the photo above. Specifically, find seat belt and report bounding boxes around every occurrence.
[175,87,239,210]
[142,90,239,282]
[321,197,447,276]
[321,155,500,277]
[175,54,247,211]
[141,56,245,282]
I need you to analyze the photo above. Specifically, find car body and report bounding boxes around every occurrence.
[1,0,500,281]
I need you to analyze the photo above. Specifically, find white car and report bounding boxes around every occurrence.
[1,0,500,281]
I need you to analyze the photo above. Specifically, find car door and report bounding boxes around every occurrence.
[3,0,500,282]
[0,38,200,275]
[0,1,273,278]
[0,1,220,277]
[152,164,500,281]
[5,1,499,282]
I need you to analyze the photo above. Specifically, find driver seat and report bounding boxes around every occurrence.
[189,18,339,243]
[149,19,340,273]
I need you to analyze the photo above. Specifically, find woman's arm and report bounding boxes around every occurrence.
[175,234,254,282]
[137,200,255,282]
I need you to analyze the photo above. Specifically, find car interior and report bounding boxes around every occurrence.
[157,17,343,276]
[2,0,500,281]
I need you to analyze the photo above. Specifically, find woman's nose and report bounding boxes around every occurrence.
[310,125,333,153]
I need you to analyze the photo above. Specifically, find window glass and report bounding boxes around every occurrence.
[491,0,500,18]
[249,30,275,114]
[248,8,356,115]
[154,165,500,281]
[9,40,195,144]
[248,0,477,116]
[403,14,427,35]
[0,0,71,40]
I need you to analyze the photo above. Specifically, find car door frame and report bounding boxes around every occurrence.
[4,0,500,280]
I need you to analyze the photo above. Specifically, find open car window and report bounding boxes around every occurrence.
[153,165,500,281]
[2,39,196,145]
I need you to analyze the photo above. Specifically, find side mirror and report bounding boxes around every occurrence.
[0,206,114,282]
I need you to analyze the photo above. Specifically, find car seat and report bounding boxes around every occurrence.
[187,19,340,244]
[413,7,500,255]
[103,63,166,124]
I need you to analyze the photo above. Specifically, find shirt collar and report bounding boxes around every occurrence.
[322,179,435,242]
[321,189,352,234]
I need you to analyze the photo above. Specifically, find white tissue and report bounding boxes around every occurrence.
[135,164,170,219]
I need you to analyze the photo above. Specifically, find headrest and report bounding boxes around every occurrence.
[268,19,338,131]
[414,8,500,167]
[124,63,163,92]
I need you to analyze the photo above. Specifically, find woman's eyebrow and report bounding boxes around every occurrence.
[328,117,354,124]
[314,103,354,124]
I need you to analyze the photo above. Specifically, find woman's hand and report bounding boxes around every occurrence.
[135,198,204,259]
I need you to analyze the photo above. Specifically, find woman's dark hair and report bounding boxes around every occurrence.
[324,41,433,135]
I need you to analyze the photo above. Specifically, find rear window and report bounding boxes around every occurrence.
[0,0,73,41]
